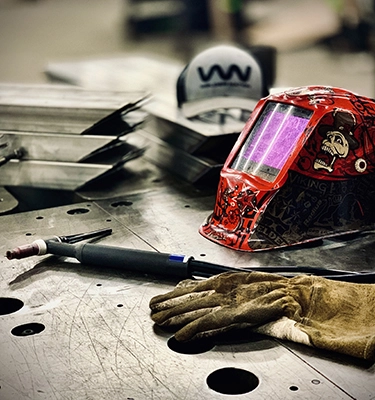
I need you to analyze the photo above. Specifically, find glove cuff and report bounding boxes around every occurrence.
[254,316,311,346]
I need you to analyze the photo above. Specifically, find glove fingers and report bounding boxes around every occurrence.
[149,272,252,310]
[150,289,215,312]
[149,278,214,307]
[151,292,225,325]
[175,308,239,341]
[154,306,221,328]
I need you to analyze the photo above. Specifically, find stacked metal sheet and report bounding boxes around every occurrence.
[0,83,148,213]
[139,95,243,185]
[45,55,244,185]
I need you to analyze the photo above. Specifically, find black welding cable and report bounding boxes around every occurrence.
[190,260,375,283]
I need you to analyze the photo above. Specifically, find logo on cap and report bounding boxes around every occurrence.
[197,64,251,83]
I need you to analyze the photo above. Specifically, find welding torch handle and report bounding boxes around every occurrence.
[46,241,192,279]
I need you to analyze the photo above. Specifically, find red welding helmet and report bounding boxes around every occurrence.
[199,86,375,251]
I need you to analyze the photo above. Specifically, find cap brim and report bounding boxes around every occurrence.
[181,96,259,119]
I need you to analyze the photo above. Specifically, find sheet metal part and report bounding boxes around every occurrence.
[0,85,148,191]
[0,83,147,134]
[140,99,241,182]
[1,171,374,399]
[0,130,118,162]
[137,129,222,184]
[143,96,243,154]
[0,130,145,165]
[0,159,123,190]
[136,93,245,183]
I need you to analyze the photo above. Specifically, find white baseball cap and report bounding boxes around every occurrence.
[177,45,264,119]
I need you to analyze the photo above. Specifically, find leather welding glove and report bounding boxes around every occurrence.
[149,271,375,360]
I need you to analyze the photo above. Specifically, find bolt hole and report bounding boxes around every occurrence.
[289,386,299,391]
[111,200,133,208]
[117,304,123,308]
[184,205,190,208]
[200,253,206,257]
[25,232,32,236]
[67,208,90,215]
[106,219,112,222]
[311,379,321,385]
[206,367,259,395]
[0,297,24,315]
[167,336,215,355]
[96,283,102,287]
[11,322,45,336]
[36,216,44,220]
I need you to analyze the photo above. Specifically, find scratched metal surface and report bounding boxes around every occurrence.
[1,164,375,399]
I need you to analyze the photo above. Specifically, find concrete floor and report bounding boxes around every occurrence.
[0,0,374,97]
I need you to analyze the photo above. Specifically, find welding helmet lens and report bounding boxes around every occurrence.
[230,102,312,183]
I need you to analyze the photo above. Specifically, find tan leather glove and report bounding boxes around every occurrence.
[150,271,375,360]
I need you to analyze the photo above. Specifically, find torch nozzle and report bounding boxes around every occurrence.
[5,228,112,260]
[6,241,44,260]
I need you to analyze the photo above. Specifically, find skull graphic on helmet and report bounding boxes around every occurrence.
[314,110,359,173]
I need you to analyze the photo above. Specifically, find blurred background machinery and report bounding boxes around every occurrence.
[0,0,374,95]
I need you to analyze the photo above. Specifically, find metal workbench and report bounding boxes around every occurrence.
[1,156,375,399]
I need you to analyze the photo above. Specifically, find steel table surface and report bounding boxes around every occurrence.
[0,159,374,399]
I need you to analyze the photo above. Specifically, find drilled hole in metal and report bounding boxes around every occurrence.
[111,200,133,208]
[289,386,299,391]
[67,208,90,215]
[11,322,45,336]
[36,216,44,220]
[206,367,259,395]
[0,297,24,315]
[167,336,215,355]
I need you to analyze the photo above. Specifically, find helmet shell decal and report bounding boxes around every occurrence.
[201,173,278,250]
[294,108,375,178]
[199,86,375,251]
